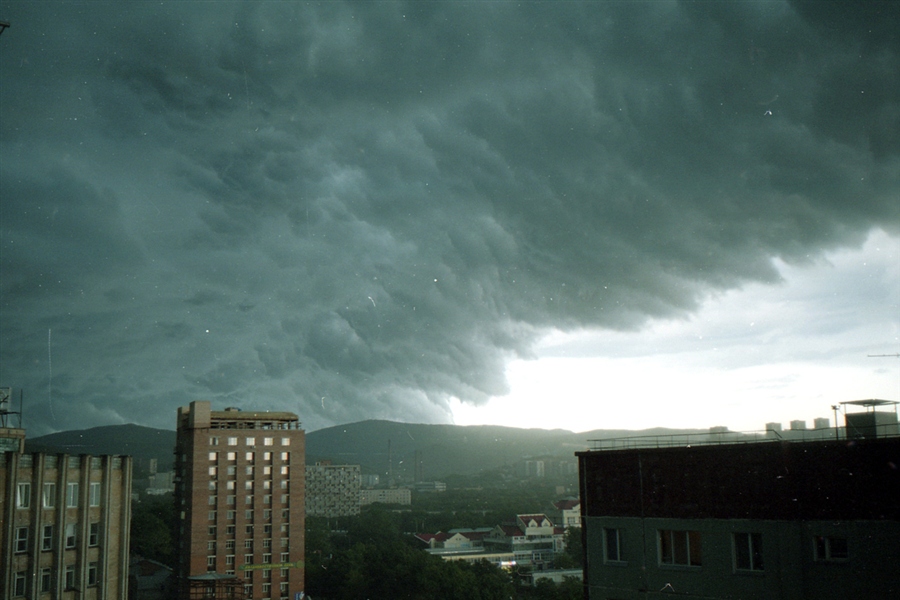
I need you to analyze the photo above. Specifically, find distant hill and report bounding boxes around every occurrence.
[24,420,702,480]
[25,424,176,472]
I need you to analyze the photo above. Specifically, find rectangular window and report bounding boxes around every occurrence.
[40,567,52,592]
[226,540,236,549]
[208,541,216,551]
[262,568,271,579]
[245,554,253,564]
[15,527,28,553]
[246,525,254,535]
[14,572,26,597]
[227,452,237,461]
[209,511,217,521]
[280,524,289,534]
[89,522,100,546]
[89,482,101,506]
[227,510,236,520]
[246,466,254,476]
[280,568,289,578]
[264,480,272,490]
[604,528,623,563]
[87,562,99,586]
[227,465,237,476]
[65,522,77,548]
[264,437,274,446]
[280,494,289,505]
[66,482,80,507]
[280,466,289,475]
[208,526,217,536]
[43,482,56,508]
[263,453,272,462]
[264,495,272,505]
[245,510,254,521]
[280,538,289,548]
[280,480,288,490]
[209,466,218,477]
[245,539,254,548]
[226,554,235,565]
[65,565,76,589]
[209,451,218,461]
[734,532,764,571]
[282,509,290,520]
[246,495,254,505]
[209,481,218,491]
[280,452,289,461]
[281,581,289,594]
[42,524,54,551]
[263,553,272,563]
[263,538,272,548]
[280,438,290,446]
[264,509,272,520]
[16,482,31,508]
[659,530,702,567]
[246,437,256,446]
[210,437,219,446]
[262,583,272,595]
[814,536,849,561]
[264,524,273,534]
[280,552,290,562]
[246,452,255,461]
[245,481,254,490]
[209,495,217,505]
[207,555,216,567]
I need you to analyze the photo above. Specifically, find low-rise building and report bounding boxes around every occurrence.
[483,514,565,569]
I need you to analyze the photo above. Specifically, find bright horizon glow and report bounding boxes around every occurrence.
[451,229,900,433]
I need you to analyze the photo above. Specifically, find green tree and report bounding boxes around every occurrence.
[130,494,176,565]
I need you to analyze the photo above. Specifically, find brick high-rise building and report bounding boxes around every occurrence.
[174,402,305,600]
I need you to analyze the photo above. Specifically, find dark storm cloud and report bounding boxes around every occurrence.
[1,1,897,434]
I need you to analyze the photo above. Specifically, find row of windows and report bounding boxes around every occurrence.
[209,479,289,492]
[209,451,291,462]
[210,437,291,447]
[209,465,290,477]
[207,551,292,566]
[15,482,101,509]
[206,494,288,506]
[208,523,291,536]
[209,538,291,550]
[208,509,291,522]
[15,523,101,553]
[12,563,101,597]
[602,528,850,570]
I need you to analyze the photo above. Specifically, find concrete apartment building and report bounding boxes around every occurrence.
[174,401,305,600]
[305,462,360,518]
[577,401,900,599]
[1,391,133,600]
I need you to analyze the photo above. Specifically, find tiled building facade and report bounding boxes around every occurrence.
[174,401,305,600]
[1,442,133,600]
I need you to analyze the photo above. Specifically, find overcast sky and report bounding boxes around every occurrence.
[1,1,897,436]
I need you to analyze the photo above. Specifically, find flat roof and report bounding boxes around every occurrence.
[841,399,898,407]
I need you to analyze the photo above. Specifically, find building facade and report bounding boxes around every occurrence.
[174,402,305,600]
[305,462,360,518]
[1,442,133,600]
[577,429,900,599]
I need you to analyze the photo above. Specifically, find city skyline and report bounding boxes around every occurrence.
[1,2,898,436]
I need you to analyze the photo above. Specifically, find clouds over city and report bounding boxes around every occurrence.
[1,1,897,434]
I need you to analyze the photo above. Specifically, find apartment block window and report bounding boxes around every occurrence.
[246,495,254,505]
[246,437,256,446]
[16,482,31,508]
[280,524,289,535]
[226,540,236,549]
[226,525,236,535]
[245,539,254,548]
[245,554,253,564]
[281,581,289,594]
[66,482,80,507]
[280,466,289,475]
[209,526,217,536]
[280,568,289,578]
[246,466,255,476]
[43,482,56,508]
[226,555,236,565]
[264,480,272,490]
[15,527,28,552]
[263,538,272,548]
[814,536,849,561]
[734,532,764,571]
[280,494,289,505]
[209,495,217,505]
[282,509,290,520]
[264,437,274,446]
[280,538,289,548]
[604,528,624,563]
[280,452,289,461]
[264,524,273,534]
[264,495,272,505]
[89,522,100,546]
[209,451,218,461]
[40,567,52,592]
[209,481,218,491]
[14,571,26,597]
[263,553,272,563]
[210,437,219,446]
[226,480,235,490]
[228,437,238,445]
[65,565,76,589]
[87,562,99,586]
[281,437,290,446]
[263,453,273,462]
[65,523,77,548]
[209,511,217,521]
[208,541,216,551]
[245,510,254,520]
[262,583,272,595]
[87,481,100,506]
[280,480,288,490]
[42,524,54,551]
[263,466,273,476]
[207,556,216,569]
[659,529,702,567]
[227,452,237,461]
[227,495,236,505]
[227,510,236,520]
[209,466,218,477]
[245,481,254,490]
[244,584,253,596]
[280,552,290,562]
[246,525,254,535]
[227,466,237,476]
[246,452,255,461]
[264,509,272,520]
[262,568,271,579]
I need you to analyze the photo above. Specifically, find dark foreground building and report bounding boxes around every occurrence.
[174,401,305,600]
[577,405,900,599]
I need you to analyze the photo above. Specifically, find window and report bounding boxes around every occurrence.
[208,541,216,551]
[262,583,272,595]
[87,562,99,586]
[264,480,272,490]
[263,453,272,462]
[228,437,238,445]
[209,466,218,477]
[245,539,254,548]
[17,482,31,508]
[42,524,54,551]
[280,568,289,578]
[227,510,236,520]
[89,522,100,546]
[280,466,289,475]
[66,482,79,507]
[281,438,290,446]
[227,452,237,461]
[814,536,849,561]
[280,524,289,534]
[734,532,764,571]
[43,482,56,508]
[209,511,217,521]
[90,482,101,506]
[227,465,237,476]
[280,480,288,489]
[263,553,272,563]
[280,538,289,548]
[246,452,255,461]
[209,481,218,491]
[207,555,216,568]
[264,524,273,534]
[209,495,217,505]
[226,554,236,565]
[280,452,289,461]
[15,527,29,552]
[65,565,76,589]
[245,510,254,520]
[246,495,254,505]
[208,526,217,536]
[604,527,623,563]
[210,437,219,446]
[264,508,273,520]
[245,554,253,564]
[280,494,289,505]
[263,465,272,476]
[14,571,26,597]
[262,568,271,579]
[264,494,272,505]
[658,529,701,567]
[209,451,218,461]
[40,567,52,592]
[246,525,254,535]
[226,540,236,549]
[282,509,290,520]
[263,538,272,548]
[245,481,254,490]
[246,437,256,446]
[246,466,254,476]
[281,581,289,594]
[280,552,290,562]
[65,522,77,548]
[264,437,274,446]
